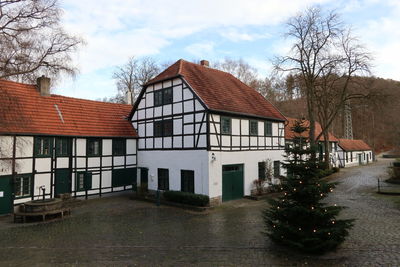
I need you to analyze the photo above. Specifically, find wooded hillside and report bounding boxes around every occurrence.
[273,77,400,153]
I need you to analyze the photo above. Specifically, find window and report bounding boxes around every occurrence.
[273,161,280,177]
[34,137,53,157]
[154,87,173,106]
[181,170,194,193]
[163,88,173,104]
[14,174,31,198]
[258,162,266,180]
[249,120,258,136]
[370,152,372,160]
[221,117,231,134]
[346,152,348,163]
[264,121,272,136]
[158,168,169,190]
[154,90,163,106]
[76,172,92,191]
[154,120,173,137]
[351,152,353,161]
[87,138,101,156]
[55,138,71,157]
[112,168,137,187]
[112,139,126,156]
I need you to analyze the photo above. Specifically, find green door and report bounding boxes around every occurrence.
[55,169,71,196]
[222,164,244,202]
[140,168,148,191]
[0,176,13,215]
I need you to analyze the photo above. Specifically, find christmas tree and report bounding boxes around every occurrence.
[264,119,354,254]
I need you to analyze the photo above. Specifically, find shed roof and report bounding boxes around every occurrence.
[338,139,372,151]
[0,79,137,137]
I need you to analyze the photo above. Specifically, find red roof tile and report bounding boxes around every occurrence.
[0,79,137,137]
[285,117,338,142]
[145,59,286,121]
[338,139,371,151]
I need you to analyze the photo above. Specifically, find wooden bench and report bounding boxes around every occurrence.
[14,208,71,223]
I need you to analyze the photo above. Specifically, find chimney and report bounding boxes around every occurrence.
[200,60,209,67]
[36,76,51,96]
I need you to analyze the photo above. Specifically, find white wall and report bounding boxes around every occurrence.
[338,148,373,167]
[0,135,138,207]
[132,77,207,150]
[208,149,285,198]
[209,114,285,151]
[138,150,209,195]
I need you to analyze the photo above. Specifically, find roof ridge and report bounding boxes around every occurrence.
[50,93,132,106]
[0,78,35,87]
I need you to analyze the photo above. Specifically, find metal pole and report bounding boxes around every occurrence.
[156,190,160,206]
[378,178,380,193]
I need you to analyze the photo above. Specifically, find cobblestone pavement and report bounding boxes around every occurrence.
[0,159,399,266]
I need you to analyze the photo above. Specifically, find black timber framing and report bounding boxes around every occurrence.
[0,136,138,205]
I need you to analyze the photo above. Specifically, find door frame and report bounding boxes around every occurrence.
[222,164,244,202]
[54,168,72,196]
[0,175,14,215]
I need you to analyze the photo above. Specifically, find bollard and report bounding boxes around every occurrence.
[156,190,160,206]
[377,178,380,193]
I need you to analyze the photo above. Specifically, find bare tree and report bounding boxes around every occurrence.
[0,0,83,83]
[213,58,259,86]
[274,7,371,163]
[112,56,160,105]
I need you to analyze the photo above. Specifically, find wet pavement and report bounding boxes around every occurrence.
[0,159,399,266]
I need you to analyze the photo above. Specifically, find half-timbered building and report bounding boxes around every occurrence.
[285,117,339,167]
[0,78,138,215]
[131,59,286,204]
[337,139,373,167]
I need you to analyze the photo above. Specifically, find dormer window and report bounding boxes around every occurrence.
[154,87,173,106]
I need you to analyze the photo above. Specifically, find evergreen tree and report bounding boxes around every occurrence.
[264,120,354,254]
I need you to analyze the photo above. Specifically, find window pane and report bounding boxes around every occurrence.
[158,168,169,190]
[181,170,194,193]
[113,139,125,155]
[273,161,280,177]
[265,122,272,136]
[250,121,258,135]
[221,117,231,134]
[154,90,163,106]
[154,121,163,137]
[258,162,266,180]
[88,139,101,156]
[163,120,173,136]
[163,88,173,104]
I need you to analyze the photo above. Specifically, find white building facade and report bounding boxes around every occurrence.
[0,79,138,215]
[131,60,286,204]
[337,139,373,167]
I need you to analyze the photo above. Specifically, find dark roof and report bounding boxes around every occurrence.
[285,117,338,142]
[145,59,286,121]
[0,79,137,137]
[338,139,372,151]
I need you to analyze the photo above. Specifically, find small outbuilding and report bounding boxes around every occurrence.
[337,139,373,167]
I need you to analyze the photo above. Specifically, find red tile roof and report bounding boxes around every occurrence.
[145,59,286,121]
[338,139,371,151]
[285,117,338,142]
[0,79,137,137]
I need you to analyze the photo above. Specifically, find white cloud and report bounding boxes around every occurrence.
[220,28,271,42]
[185,42,215,58]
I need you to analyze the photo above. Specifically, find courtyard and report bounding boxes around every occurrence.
[0,159,399,266]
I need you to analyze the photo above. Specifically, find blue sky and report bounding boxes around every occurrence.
[55,0,400,100]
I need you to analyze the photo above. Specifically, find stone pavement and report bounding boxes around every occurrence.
[0,159,399,266]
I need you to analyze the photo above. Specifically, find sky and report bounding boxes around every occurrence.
[55,0,400,100]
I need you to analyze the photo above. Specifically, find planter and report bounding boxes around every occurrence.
[23,198,63,213]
